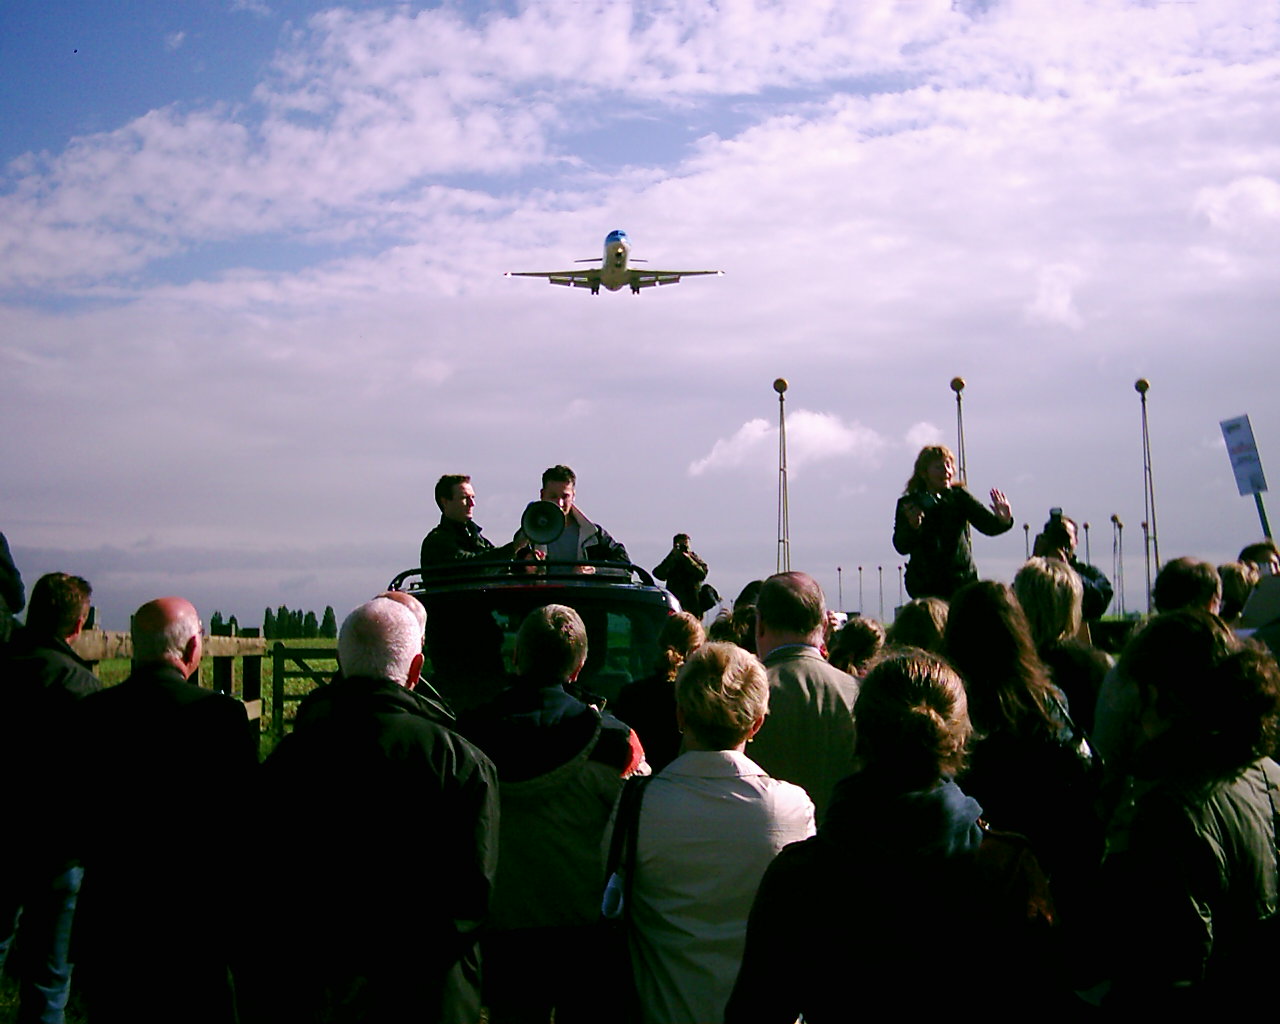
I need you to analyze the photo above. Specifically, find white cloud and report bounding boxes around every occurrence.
[688,418,771,477]
[1025,263,1086,330]
[1193,176,1280,235]
[165,31,186,52]
[689,410,886,477]
[905,422,944,449]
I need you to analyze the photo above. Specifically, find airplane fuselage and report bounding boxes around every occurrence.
[596,229,632,293]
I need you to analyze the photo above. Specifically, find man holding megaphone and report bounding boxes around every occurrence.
[515,465,629,572]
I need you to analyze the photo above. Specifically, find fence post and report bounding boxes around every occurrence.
[273,642,287,740]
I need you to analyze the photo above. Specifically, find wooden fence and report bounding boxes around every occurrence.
[70,628,267,731]
[270,643,338,739]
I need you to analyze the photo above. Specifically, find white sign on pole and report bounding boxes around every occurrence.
[1220,414,1268,497]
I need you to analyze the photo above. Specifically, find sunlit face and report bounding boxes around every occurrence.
[1063,518,1078,554]
[541,480,575,516]
[440,482,476,523]
[924,457,953,492]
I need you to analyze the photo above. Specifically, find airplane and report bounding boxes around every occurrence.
[504,229,723,295]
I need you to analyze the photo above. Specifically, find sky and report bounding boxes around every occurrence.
[2,0,1278,630]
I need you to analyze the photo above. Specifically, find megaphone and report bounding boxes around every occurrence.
[521,500,566,545]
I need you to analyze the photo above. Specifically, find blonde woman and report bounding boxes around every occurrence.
[626,642,815,1024]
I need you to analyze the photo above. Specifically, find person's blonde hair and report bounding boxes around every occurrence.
[1014,557,1083,648]
[675,642,769,750]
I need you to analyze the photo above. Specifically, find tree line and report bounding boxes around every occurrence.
[208,606,338,640]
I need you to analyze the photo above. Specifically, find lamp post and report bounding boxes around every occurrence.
[951,377,967,483]
[775,378,790,574]
[1136,378,1161,601]
[1112,514,1126,617]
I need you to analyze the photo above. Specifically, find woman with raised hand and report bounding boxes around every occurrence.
[893,444,1013,600]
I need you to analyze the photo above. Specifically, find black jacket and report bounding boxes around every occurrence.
[259,675,499,1024]
[0,531,23,643]
[893,485,1012,599]
[421,515,498,567]
[73,663,255,1022]
[0,630,101,867]
[726,774,1058,1021]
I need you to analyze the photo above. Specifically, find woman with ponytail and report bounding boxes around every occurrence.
[727,649,1059,1020]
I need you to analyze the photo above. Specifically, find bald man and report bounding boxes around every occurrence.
[75,597,254,1024]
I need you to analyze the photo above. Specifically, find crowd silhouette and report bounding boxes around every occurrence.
[3,502,1280,1021]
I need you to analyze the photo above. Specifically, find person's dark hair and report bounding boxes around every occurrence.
[656,611,705,682]
[756,572,825,637]
[675,642,769,750]
[26,573,92,638]
[541,465,576,488]
[886,597,949,655]
[828,616,885,675]
[707,609,754,652]
[672,533,690,547]
[854,648,972,787]
[734,579,764,611]
[944,581,1059,736]
[1152,556,1221,614]
[515,604,587,680]
[434,473,470,510]
[1122,609,1280,778]
[1218,561,1258,624]
[1238,540,1280,567]
[903,444,956,494]
[1038,516,1074,553]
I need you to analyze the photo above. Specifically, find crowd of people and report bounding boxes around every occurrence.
[3,447,1280,1021]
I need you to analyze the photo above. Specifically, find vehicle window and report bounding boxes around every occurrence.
[421,591,667,711]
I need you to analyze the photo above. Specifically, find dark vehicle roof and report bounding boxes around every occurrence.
[387,560,679,711]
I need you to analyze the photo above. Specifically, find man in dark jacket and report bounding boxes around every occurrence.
[0,573,99,1024]
[422,474,510,568]
[0,531,23,645]
[256,597,499,1024]
[653,533,711,616]
[74,596,254,1024]
[1034,513,1113,620]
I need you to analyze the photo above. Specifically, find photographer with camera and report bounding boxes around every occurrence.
[1033,509,1113,621]
[654,533,714,617]
[893,445,1013,600]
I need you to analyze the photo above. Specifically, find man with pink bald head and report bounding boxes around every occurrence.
[75,596,255,1024]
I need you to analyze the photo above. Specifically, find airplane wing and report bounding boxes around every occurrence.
[629,269,724,290]
[505,269,601,290]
